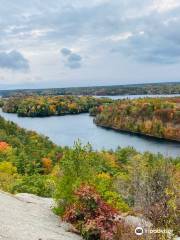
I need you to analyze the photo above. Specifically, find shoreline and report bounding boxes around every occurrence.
[95,123,180,144]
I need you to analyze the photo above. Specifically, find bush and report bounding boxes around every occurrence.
[0,161,19,192]
[54,142,129,215]
[12,174,55,197]
[95,173,130,212]
[63,185,121,240]
[54,142,96,214]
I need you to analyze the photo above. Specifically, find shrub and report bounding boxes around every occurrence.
[0,141,10,151]
[12,174,55,197]
[63,185,122,240]
[0,161,19,192]
[115,152,179,235]
[42,157,52,174]
[95,173,130,212]
[54,143,128,215]
[54,142,96,214]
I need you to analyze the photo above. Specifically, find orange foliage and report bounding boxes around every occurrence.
[98,105,104,112]
[0,141,10,152]
[42,157,52,173]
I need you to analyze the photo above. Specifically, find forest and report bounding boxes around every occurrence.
[2,96,180,142]
[0,115,179,239]
[0,82,179,97]
[1,95,112,117]
[93,97,180,142]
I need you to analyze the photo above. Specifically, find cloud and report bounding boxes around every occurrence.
[68,53,82,62]
[1,0,180,87]
[111,6,180,64]
[61,48,72,56]
[1,1,180,66]
[61,48,82,69]
[66,61,81,69]
[0,50,29,71]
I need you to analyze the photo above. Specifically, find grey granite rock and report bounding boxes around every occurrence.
[0,191,82,240]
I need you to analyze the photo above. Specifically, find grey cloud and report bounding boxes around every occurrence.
[0,1,126,44]
[0,50,29,71]
[0,0,180,68]
[68,53,82,62]
[112,8,180,64]
[61,48,82,69]
[61,48,72,56]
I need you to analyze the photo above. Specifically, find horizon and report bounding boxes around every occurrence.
[0,80,180,92]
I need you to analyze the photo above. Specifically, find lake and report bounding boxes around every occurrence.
[0,107,179,157]
[95,94,180,100]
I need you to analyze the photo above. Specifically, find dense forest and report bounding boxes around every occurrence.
[0,82,179,97]
[0,116,179,239]
[2,95,180,142]
[94,97,180,142]
[2,95,112,117]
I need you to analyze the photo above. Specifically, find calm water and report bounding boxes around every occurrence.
[0,108,179,157]
[95,94,180,100]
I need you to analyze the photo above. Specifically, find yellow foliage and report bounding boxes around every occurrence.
[49,105,56,113]
[0,161,17,175]
[144,120,152,133]
[100,152,118,168]
[0,161,18,192]
[97,172,111,180]
[51,164,62,178]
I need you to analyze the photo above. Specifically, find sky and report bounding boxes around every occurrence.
[0,0,180,89]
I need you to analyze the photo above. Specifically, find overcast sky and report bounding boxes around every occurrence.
[0,0,180,89]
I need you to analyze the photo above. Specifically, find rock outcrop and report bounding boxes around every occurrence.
[0,191,82,240]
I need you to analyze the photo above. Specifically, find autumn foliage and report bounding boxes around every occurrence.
[0,141,10,151]
[63,185,121,240]
[0,101,179,240]
[94,97,180,141]
[2,95,112,117]
[42,157,52,174]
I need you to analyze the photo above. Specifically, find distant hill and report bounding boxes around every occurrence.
[0,82,180,97]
